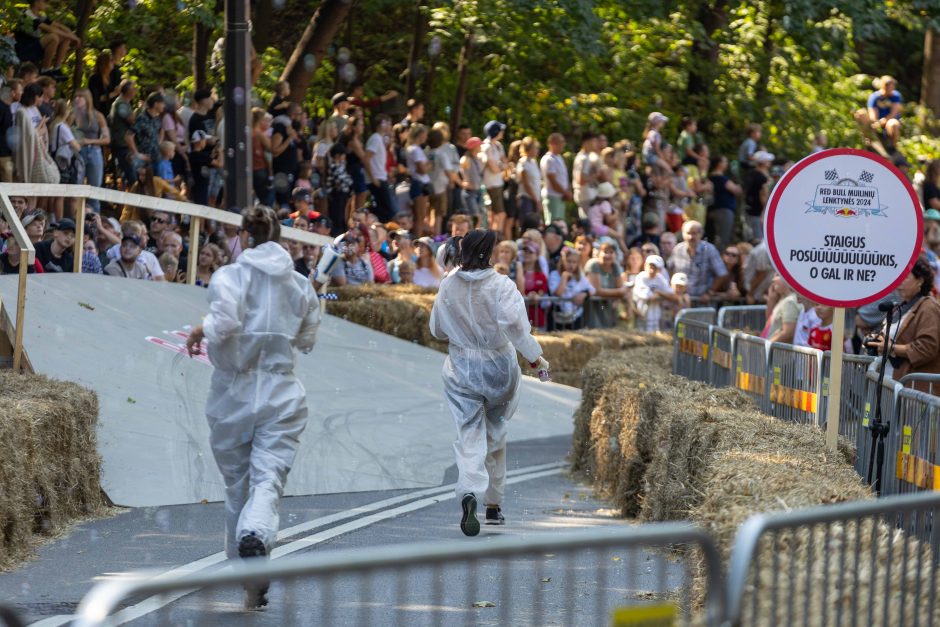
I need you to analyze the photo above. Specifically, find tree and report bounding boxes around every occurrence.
[279,0,353,103]
[925,29,940,117]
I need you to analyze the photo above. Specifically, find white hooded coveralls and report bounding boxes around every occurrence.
[202,241,320,558]
[429,268,542,504]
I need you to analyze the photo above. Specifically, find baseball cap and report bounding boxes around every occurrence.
[753,150,775,163]
[544,224,563,237]
[54,218,76,232]
[121,234,143,247]
[415,236,435,250]
[646,254,665,269]
[483,120,506,138]
[641,213,660,229]
[191,129,208,142]
[671,272,689,286]
[331,92,349,106]
[596,182,617,199]
[925,208,940,223]
[313,215,332,229]
[648,112,668,124]
[20,209,44,228]
[292,187,312,203]
[466,137,482,150]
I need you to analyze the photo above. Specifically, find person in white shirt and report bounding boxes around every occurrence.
[516,136,543,226]
[548,246,596,330]
[481,120,508,234]
[540,132,571,225]
[633,254,676,332]
[572,132,599,218]
[364,114,396,222]
[405,124,432,232]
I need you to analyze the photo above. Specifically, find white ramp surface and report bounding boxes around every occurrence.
[0,275,579,507]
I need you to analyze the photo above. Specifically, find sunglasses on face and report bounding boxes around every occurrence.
[152,217,169,224]
[724,251,739,257]
[642,248,656,254]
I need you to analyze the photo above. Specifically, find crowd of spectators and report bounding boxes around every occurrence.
[2,17,940,335]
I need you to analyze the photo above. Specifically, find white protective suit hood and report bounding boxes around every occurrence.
[203,241,320,374]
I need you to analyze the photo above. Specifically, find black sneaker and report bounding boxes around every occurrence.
[485,506,505,525]
[238,532,270,609]
[460,494,480,537]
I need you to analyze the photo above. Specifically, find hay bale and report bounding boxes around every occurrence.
[0,372,106,570]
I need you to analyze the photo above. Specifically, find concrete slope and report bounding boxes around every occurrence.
[0,275,579,507]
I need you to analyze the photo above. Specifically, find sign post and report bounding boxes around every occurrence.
[764,148,922,451]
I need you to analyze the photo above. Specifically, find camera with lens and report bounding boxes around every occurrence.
[863,333,883,357]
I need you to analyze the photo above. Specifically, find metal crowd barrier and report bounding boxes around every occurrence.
[889,388,940,497]
[766,343,823,426]
[72,524,725,627]
[858,369,903,490]
[820,353,876,441]
[673,318,713,382]
[716,305,766,334]
[726,491,940,626]
[900,373,940,396]
[676,306,717,325]
[732,334,770,409]
[710,327,735,388]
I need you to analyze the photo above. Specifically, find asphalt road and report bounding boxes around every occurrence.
[0,436,689,627]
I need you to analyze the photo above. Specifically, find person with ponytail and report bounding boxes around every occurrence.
[429,229,551,536]
[185,205,320,609]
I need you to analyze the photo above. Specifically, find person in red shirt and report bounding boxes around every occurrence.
[516,240,549,329]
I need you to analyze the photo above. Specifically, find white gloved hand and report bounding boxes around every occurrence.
[530,357,551,382]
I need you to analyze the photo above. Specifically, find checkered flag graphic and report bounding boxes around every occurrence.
[824,168,838,181]
[859,170,874,183]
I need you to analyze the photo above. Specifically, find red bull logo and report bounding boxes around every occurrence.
[835,207,858,217]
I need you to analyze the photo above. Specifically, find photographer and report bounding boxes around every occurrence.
[865,256,940,388]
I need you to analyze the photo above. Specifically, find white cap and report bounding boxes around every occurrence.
[648,112,668,124]
[646,254,664,269]
[596,182,617,199]
[671,272,688,286]
[753,150,775,163]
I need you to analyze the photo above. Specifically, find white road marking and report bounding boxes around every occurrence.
[35,462,566,626]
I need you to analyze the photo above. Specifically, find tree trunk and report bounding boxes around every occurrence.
[252,0,274,52]
[753,6,776,116]
[193,22,213,90]
[69,0,96,90]
[449,32,473,131]
[923,29,940,119]
[404,0,426,101]
[279,0,353,102]
[686,0,728,97]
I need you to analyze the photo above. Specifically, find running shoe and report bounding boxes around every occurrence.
[485,506,505,525]
[460,494,480,537]
[238,532,270,609]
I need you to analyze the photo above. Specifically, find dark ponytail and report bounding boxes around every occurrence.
[241,205,280,248]
[458,229,497,271]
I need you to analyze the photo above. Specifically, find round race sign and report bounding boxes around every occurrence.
[765,148,923,308]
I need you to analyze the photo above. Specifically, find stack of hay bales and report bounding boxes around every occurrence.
[570,345,940,623]
[0,372,106,569]
[326,285,670,387]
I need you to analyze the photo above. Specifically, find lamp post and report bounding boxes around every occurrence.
[224,0,251,212]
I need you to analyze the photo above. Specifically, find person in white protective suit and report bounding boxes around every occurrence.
[185,205,320,608]
[429,230,551,536]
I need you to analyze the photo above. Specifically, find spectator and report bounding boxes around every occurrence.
[762,276,799,343]
[0,83,13,183]
[328,231,373,286]
[108,40,128,93]
[743,238,774,304]
[157,230,184,269]
[676,117,705,166]
[158,251,180,282]
[642,112,669,174]
[667,220,727,301]
[516,136,542,227]
[120,163,184,221]
[249,107,273,206]
[187,88,217,140]
[104,234,153,279]
[454,124,471,158]
[923,159,940,211]
[16,0,81,77]
[21,208,46,244]
[493,239,518,281]
[405,124,432,232]
[543,223,565,272]
[413,236,443,288]
[109,80,138,186]
[629,212,662,250]
[365,114,395,221]
[671,272,691,310]
[574,234,595,272]
[188,130,221,206]
[548,246,595,330]
[572,132,599,218]
[706,155,742,252]
[744,150,773,242]
[155,141,179,187]
[585,241,627,328]
[327,91,350,135]
[267,80,291,117]
[426,128,450,231]
[8,196,28,218]
[588,182,627,253]
[397,259,416,284]
[436,214,471,266]
[712,245,744,302]
[623,247,644,284]
[146,210,173,248]
[481,120,508,235]
[434,122,464,219]
[515,240,549,328]
[633,254,675,332]
[161,92,188,174]
[459,136,483,225]
[866,75,902,149]
[794,299,832,350]
[325,143,353,237]
[72,87,110,211]
[14,82,59,187]
[193,242,223,287]
[87,51,117,117]
[106,219,167,281]
[35,218,75,272]
[340,115,369,209]
[1,237,43,274]
[540,132,571,225]
[400,99,424,129]
[387,230,414,283]
[737,123,762,176]
[348,82,398,111]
